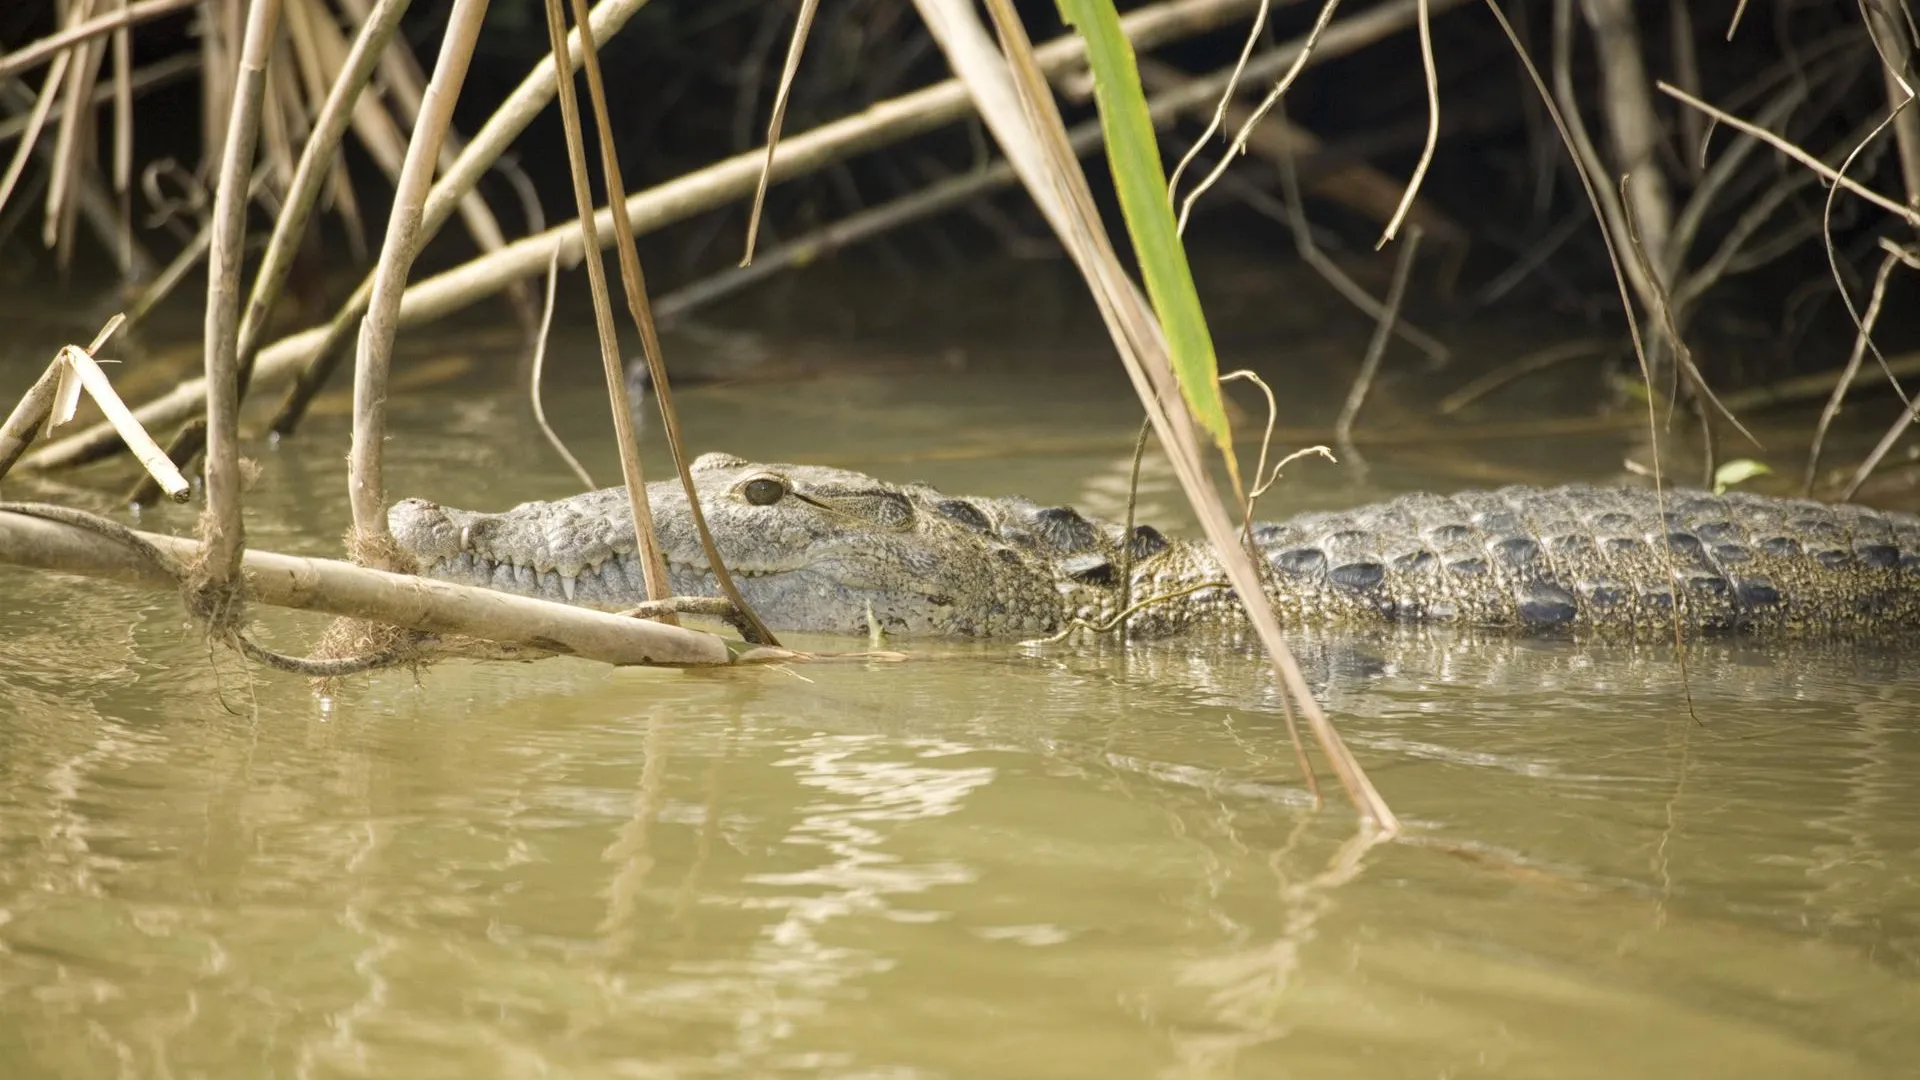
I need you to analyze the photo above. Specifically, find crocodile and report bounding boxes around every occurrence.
[388,451,1920,639]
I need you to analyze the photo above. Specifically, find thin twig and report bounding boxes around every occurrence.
[1656,79,1920,227]
[1223,368,1334,533]
[1375,0,1437,245]
[1818,84,1913,422]
[1176,0,1343,233]
[742,0,820,266]
[1165,0,1271,217]
[1336,225,1423,445]
[1805,246,1902,494]
[529,249,597,490]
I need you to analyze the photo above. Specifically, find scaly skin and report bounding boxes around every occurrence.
[388,452,1920,638]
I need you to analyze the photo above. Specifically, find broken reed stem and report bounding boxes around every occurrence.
[348,0,485,561]
[22,0,1267,472]
[540,0,676,610]
[0,0,200,82]
[201,0,284,587]
[236,0,411,394]
[741,0,821,265]
[0,364,63,481]
[564,0,776,642]
[125,417,206,506]
[1335,224,1422,445]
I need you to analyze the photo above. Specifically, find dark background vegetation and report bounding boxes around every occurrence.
[2,0,1914,391]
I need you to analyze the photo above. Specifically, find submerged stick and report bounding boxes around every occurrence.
[0,507,733,667]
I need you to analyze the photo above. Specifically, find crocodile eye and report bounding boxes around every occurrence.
[741,475,788,506]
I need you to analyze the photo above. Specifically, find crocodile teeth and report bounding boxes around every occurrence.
[561,573,577,602]
[460,525,472,551]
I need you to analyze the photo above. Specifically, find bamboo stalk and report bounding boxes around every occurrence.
[348,0,487,559]
[201,0,284,585]
[0,508,734,666]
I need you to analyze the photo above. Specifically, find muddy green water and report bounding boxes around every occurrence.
[2,321,1919,1079]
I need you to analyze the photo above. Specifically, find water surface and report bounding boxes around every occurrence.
[2,317,1917,1079]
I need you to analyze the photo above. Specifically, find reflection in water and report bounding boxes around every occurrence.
[697,735,993,1064]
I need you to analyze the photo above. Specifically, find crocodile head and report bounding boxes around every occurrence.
[388,451,1098,636]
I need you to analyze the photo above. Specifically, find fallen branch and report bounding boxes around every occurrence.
[0,505,734,667]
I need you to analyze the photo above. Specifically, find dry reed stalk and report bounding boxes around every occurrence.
[0,316,188,497]
[538,0,676,610]
[912,0,1398,830]
[564,0,777,642]
[201,0,284,586]
[741,0,822,265]
[43,2,104,269]
[348,0,487,559]
[0,51,71,221]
